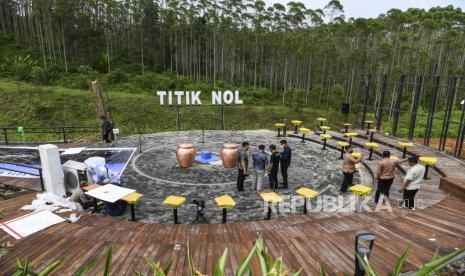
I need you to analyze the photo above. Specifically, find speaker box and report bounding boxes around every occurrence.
[341,103,350,114]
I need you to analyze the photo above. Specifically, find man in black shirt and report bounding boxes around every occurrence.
[279,140,292,189]
[236,141,249,191]
[267,144,280,190]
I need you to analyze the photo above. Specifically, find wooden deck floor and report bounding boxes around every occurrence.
[0,130,464,275]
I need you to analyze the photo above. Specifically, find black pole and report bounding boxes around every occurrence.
[368,148,374,161]
[424,165,430,180]
[174,208,179,224]
[294,125,298,134]
[402,147,407,159]
[322,139,327,150]
[62,127,67,143]
[369,131,374,142]
[365,122,371,135]
[3,128,8,145]
[222,208,227,223]
[345,125,349,133]
[375,74,388,132]
[303,199,308,214]
[408,75,423,141]
[424,76,440,146]
[439,77,458,151]
[129,204,136,221]
[392,75,405,137]
[340,146,344,159]
[301,134,305,143]
[138,127,143,153]
[349,137,353,146]
[266,205,272,220]
[277,128,281,137]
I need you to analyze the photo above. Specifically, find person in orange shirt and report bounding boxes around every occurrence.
[340,146,362,193]
[374,151,407,203]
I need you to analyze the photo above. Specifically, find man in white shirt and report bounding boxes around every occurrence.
[399,156,425,209]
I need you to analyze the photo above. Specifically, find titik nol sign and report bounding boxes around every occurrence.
[156,90,243,105]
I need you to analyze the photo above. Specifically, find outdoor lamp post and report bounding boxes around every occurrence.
[355,231,376,276]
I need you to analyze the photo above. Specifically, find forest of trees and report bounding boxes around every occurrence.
[1,0,465,99]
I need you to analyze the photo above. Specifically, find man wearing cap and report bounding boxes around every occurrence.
[279,140,292,189]
[236,141,249,191]
[267,144,280,190]
[399,156,425,210]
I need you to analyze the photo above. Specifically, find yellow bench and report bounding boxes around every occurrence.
[365,142,380,161]
[399,141,414,158]
[291,120,302,134]
[320,134,332,150]
[122,192,143,221]
[299,127,311,143]
[320,125,331,134]
[336,141,350,159]
[296,188,318,214]
[260,192,282,220]
[317,117,327,127]
[163,195,186,224]
[215,195,236,223]
[275,123,285,137]
[419,157,438,179]
[349,184,373,213]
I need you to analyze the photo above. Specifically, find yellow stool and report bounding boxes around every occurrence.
[342,123,352,133]
[399,141,414,158]
[345,132,359,146]
[291,120,303,134]
[163,195,186,224]
[349,184,373,212]
[390,155,399,161]
[351,152,362,159]
[320,134,332,150]
[274,123,285,137]
[260,192,282,220]
[419,157,438,179]
[364,120,375,134]
[317,117,327,127]
[365,142,380,161]
[320,125,331,134]
[299,127,311,143]
[215,195,236,223]
[122,192,143,221]
[296,188,318,214]
[336,141,349,159]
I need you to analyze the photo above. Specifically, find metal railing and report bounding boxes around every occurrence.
[0,160,44,191]
[1,126,100,145]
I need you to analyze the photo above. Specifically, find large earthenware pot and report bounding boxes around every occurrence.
[220,143,238,168]
[176,143,196,168]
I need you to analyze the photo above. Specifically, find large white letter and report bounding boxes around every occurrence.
[157,91,166,105]
[174,91,184,105]
[234,90,243,104]
[191,91,202,105]
[168,91,173,105]
[212,91,222,105]
[223,90,233,104]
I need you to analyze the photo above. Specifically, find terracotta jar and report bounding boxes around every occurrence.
[220,143,238,168]
[176,143,196,168]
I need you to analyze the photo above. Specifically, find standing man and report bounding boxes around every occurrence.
[279,140,292,189]
[267,144,280,190]
[340,145,362,193]
[100,116,114,147]
[399,156,425,210]
[236,142,249,192]
[252,145,268,191]
[374,151,407,204]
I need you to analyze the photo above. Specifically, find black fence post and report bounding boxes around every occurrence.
[3,128,8,145]
[439,77,458,152]
[392,75,405,137]
[361,74,371,129]
[62,127,67,143]
[376,74,388,131]
[424,76,440,146]
[408,75,423,141]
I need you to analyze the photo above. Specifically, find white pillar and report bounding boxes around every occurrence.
[38,144,65,197]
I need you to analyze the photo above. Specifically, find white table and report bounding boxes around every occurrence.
[85,184,135,203]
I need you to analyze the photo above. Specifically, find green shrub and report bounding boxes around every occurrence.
[106,69,128,85]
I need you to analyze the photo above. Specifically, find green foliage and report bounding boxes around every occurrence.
[106,69,128,85]
[329,84,344,104]
[13,256,66,276]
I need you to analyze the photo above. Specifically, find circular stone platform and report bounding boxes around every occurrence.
[107,130,367,224]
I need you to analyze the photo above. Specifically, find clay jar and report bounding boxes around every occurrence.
[220,143,238,168]
[176,143,196,168]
